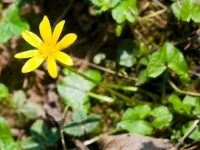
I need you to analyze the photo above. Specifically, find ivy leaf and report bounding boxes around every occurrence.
[63,110,100,136]
[180,0,200,22]
[0,4,29,43]
[112,0,138,24]
[116,39,139,67]
[147,42,188,78]
[171,2,181,20]
[0,83,9,99]
[118,105,153,135]
[57,69,102,112]
[151,106,173,128]
[168,94,192,114]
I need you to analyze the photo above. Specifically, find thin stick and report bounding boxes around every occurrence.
[168,80,200,97]
[173,120,200,150]
[73,57,137,81]
[60,106,69,150]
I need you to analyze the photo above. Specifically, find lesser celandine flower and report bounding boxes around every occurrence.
[15,15,77,78]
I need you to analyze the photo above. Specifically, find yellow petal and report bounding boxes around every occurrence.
[51,20,65,47]
[39,16,52,45]
[47,55,57,78]
[22,54,46,73]
[22,31,45,49]
[54,33,77,51]
[14,50,38,58]
[52,51,73,66]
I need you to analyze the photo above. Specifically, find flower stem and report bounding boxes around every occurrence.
[63,65,153,106]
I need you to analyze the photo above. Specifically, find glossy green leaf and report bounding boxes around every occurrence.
[180,0,200,22]
[147,42,188,78]
[151,106,173,128]
[168,94,192,114]
[182,120,200,140]
[116,39,139,67]
[0,83,9,99]
[12,90,26,109]
[171,2,181,20]
[0,4,29,43]
[64,110,100,136]
[57,69,102,112]
[118,105,153,135]
[112,0,138,24]
[119,120,153,135]
[93,53,106,64]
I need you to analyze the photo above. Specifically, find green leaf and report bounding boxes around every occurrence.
[168,94,192,114]
[112,0,138,24]
[116,39,139,67]
[0,83,9,99]
[182,120,200,140]
[13,0,35,6]
[93,53,106,64]
[122,105,151,120]
[20,103,39,119]
[57,69,102,112]
[21,137,42,150]
[151,106,173,128]
[12,90,26,109]
[30,119,48,142]
[137,69,148,85]
[115,25,122,37]
[30,119,59,147]
[90,0,120,12]
[147,42,188,78]
[44,128,60,147]
[0,4,29,43]
[118,105,153,135]
[0,116,14,147]
[64,110,100,136]
[180,0,200,22]
[119,120,153,135]
[171,2,181,20]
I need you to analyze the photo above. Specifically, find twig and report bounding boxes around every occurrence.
[73,57,137,81]
[53,0,74,28]
[60,106,69,150]
[168,80,200,97]
[173,120,200,150]
[84,128,121,145]
[152,0,167,9]
[140,8,167,20]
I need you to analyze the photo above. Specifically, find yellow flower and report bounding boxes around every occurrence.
[15,15,77,78]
